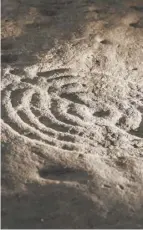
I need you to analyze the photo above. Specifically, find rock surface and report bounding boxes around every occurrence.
[1,0,143,228]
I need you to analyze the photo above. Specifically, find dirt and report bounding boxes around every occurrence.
[1,0,143,229]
